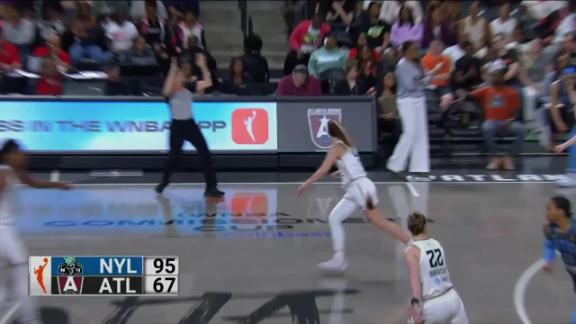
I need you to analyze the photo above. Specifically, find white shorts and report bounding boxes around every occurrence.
[343,178,379,209]
[409,289,468,324]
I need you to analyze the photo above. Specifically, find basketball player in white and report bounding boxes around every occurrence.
[404,212,468,324]
[297,120,410,272]
[0,139,71,323]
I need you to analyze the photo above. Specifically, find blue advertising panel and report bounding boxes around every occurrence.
[0,100,277,152]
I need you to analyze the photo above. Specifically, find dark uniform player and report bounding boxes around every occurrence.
[542,195,576,323]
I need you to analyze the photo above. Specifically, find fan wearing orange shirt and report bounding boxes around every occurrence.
[468,60,525,171]
[421,39,453,108]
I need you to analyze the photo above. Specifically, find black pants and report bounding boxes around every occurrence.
[161,119,218,189]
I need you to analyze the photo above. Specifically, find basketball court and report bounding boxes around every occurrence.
[2,165,575,324]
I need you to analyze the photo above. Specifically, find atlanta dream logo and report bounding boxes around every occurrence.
[307,108,342,149]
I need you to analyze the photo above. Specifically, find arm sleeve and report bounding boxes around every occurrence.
[543,238,557,263]
[289,22,305,50]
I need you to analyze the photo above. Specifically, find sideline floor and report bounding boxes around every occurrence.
[3,179,575,324]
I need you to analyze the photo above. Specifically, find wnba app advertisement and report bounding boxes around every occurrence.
[0,100,277,152]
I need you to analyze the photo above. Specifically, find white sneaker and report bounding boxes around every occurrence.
[558,174,576,188]
[317,256,348,273]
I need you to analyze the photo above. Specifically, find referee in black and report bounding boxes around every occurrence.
[155,53,224,197]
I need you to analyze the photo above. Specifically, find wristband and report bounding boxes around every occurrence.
[410,298,420,306]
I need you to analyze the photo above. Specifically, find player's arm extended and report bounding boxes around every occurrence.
[558,134,576,150]
[162,58,179,97]
[297,143,344,196]
[543,224,557,266]
[16,171,70,190]
[304,143,343,185]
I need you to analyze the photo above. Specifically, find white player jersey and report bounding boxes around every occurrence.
[410,238,454,300]
[0,164,19,225]
[335,142,367,187]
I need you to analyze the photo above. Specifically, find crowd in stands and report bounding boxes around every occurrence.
[0,0,223,96]
[4,0,576,171]
[279,0,576,172]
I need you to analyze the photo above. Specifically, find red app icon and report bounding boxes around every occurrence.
[231,192,269,217]
[232,109,268,144]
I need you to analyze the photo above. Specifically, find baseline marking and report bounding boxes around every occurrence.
[405,183,420,197]
[0,302,21,324]
[61,181,559,187]
[513,258,546,324]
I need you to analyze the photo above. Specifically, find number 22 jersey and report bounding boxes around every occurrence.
[409,238,454,300]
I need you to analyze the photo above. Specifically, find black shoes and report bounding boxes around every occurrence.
[155,182,225,198]
[155,182,168,194]
[204,187,225,198]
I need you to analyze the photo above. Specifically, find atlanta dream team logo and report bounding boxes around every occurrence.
[307,108,342,149]
[232,109,269,144]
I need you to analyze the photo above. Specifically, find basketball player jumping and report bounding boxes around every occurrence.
[542,195,576,323]
[297,120,410,272]
[404,212,468,324]
[0,139,71,323]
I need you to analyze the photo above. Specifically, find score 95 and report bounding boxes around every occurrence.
[144,257,179,275]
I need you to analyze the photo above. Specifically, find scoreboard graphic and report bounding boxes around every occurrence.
[29,256,179,296]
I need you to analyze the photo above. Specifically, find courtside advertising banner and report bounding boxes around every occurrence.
[0,100,277,152]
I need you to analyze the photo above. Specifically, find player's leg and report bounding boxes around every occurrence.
[362,180,410,244]
[0,225,40,323]
[450,290,469,324]
[156,121,186,193]
[183,120,223,196]
[319,196,358,271]
[420,293,459,324]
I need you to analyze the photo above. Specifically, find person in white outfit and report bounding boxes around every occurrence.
[387,41,436,175]
[0,139,71,324]
[405,212,468,324]
[297,120,410,272]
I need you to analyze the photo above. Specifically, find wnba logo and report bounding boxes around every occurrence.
[232,109,269,144]
[29,256,52,296]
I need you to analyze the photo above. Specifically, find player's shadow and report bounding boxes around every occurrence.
[30,307,70,324]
